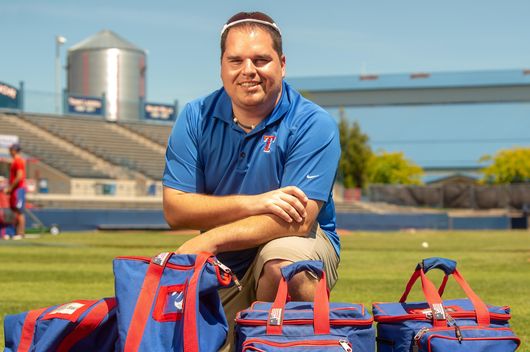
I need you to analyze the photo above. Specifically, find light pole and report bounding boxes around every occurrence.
[55,35,67,114]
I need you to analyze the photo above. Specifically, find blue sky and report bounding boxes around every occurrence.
[3,1,530,107]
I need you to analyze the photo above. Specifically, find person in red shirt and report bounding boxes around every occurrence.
[4,143,26,239]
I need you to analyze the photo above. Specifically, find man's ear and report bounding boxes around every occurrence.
[281,55,286,78]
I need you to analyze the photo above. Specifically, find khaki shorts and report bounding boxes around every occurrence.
[218,225,340,351]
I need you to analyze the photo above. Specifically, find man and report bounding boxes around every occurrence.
[163,11,341,349]
[4,143,26,240]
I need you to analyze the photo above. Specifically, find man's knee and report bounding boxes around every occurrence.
[260,259,290,281]
[256,259,291,301]
[257,259,318,301]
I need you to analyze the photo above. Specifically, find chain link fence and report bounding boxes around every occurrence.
[368,184,530,210]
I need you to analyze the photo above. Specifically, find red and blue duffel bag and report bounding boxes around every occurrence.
[4,297,118,352]
[113,251,238,352]
[235,260,375,352]
[372,257,520,351]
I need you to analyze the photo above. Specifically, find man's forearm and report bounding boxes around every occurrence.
[203,214,315,253]
[163,190,255,230]
[8,175,22,192]
[163,186,309,231]
[175,200,322,255]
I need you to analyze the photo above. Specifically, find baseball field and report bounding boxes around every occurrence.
[1,230,528,350]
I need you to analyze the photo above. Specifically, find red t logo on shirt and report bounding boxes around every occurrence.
[263,135,276,153]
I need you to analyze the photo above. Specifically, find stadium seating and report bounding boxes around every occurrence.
[0,114,112,179]
[119,121,172,147]
[22,114,167,180]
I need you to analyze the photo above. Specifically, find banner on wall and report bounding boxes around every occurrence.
[144,102,177,121]
[0,81,20,110]
[66,94,104,116]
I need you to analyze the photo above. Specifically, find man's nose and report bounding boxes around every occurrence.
[242,59,257,75]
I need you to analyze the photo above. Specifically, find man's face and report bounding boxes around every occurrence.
[221,26,285,113]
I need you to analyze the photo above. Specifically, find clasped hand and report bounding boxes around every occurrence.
[251,186,308,223]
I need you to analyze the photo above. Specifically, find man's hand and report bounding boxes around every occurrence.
[3,188,11,195]
[250,186,308,223]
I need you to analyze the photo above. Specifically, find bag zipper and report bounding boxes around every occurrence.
[414,326,520,350]
[211,258,242,291]
[445,312,462,342]
[375,310,510,323]
[114,256,194,270]
[243,338,353,351]
[236,317,373,326]
[116,255,242,289]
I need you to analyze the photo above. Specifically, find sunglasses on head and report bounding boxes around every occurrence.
[221,12,281,36]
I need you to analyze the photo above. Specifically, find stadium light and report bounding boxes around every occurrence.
[55,35,67,114]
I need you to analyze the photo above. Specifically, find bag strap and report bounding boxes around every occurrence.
[17,307,48,352]
[452,269,490,326]
[399,258,491,326]
[123,252,172,351]
[266,260,330,335]
[56,298,117,352]
[419,268,448,327]
[123,251,213,352]
[183,252,212,352]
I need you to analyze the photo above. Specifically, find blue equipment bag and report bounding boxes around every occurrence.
[372,257,520,351]
[113,251,238,352]
[235,260,375,352]
[3,297,118,352]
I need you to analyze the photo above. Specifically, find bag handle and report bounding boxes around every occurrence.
[124,252,212,352]
[421,257,457,275]
[399,257,490,327]
[266,260,330,335]
[400,257,455,302]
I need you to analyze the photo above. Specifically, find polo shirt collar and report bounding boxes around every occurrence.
[212,81,291,127]
[265,81,290,127]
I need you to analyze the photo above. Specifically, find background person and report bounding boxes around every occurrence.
[162,11,341,350]
[4,143,26,240]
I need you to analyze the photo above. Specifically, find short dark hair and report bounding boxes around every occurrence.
[220,12,283,59]
[9,143,21,152]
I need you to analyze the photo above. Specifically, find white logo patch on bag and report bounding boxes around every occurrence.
[49,302,85,315]
[269,308,282,326]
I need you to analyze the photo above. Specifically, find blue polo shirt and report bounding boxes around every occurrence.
[163,82,340,278]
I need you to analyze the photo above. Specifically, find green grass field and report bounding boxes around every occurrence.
[1,230,529,350]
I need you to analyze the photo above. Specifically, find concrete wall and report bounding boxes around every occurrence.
[26,209,511,232]
[27,161,71,194]
[70,179,138,197]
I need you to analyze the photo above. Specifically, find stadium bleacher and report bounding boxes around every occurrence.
[22,114,167,180]
[0,114,112,179]
[119,121,172,147]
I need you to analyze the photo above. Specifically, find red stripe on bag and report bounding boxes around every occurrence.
[17,307,48,352]
[266,275,289,335]
[452,270,490,326]
[183,252,212,352]
[313,272,331,334]
[56,298,117,352]
[419,270,446,328]
[124,257,166,350]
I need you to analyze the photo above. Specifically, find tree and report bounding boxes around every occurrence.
[367,151,423,185]
[337,108,372,189]
[480,147,530,184]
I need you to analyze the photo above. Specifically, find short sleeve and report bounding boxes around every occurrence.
[280,111,340,202]
[162,103,205,193]
[13,158,24,172]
